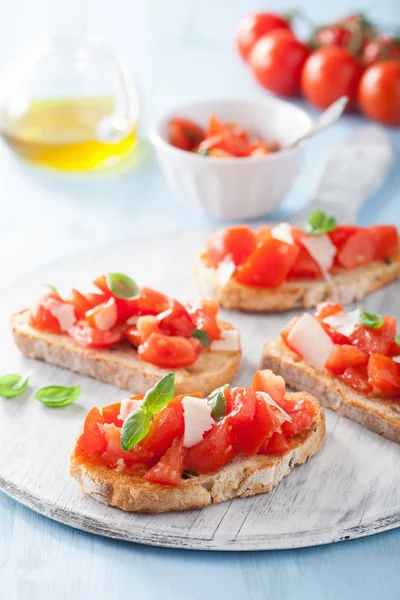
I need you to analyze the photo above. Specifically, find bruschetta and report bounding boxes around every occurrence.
[262,302,400,443]
[70,370,325,513]
[11,273,241,396]
[195,214,400,312]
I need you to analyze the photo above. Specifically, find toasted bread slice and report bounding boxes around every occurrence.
[263,339,400,443]
[69,392,325,513]
[11,310,241,396]
[195,251,400,312]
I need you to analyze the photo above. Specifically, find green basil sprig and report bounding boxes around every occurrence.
[191,328,211,348]
[358,310,384,329]
[121,373,175,451]
[35,385,81,407]
[305,210,337,236]
[0,371,31,398]
[106,273,140,300]
[207,384,228,421]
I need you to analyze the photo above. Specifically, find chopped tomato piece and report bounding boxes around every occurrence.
[144,437,184,486]
[133,287,171,316]
[368,354,400,397]
[187,301,221,341]
[157,300,194,337]
[315,302,350,344]
[206,226,257,267]
[125,326,141,347]
[208,148,234,158]
[260,431,291,455]
[325,344,369,375]
[338,365,372,395]
[206,115,225,137]
[68,289,94,320]
[336,230,377,269]
[184,420,235,474]
[75,407,106,459]
[101,423,153,470]
[138,395,186,459]
[350,316,396,356]
[251,369,285,405]
[86,297,118,331]
[101,402,123,426]
[68,322,125,348]
[138,333,202,368]
[235,236,300,287]
[201,297,219,316]
[288,246,322,279]
[329,225,361,248]
[30,297,63,333]
[169,118,205,151]
[281,316,300,351]
[198,132,250,157]
[137,315,161,341]
[368,226,399,261]
[85,292,109,307]
[93,275,111,295]
[280,397,315,436]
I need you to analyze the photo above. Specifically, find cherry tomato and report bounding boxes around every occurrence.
[260,431,291,455]
[68,322,125,348]
[235,236,300,287]
[328,225,361,248]
[350,316,396,356]
[362,36,400,67]
[138,333,201,368]
[358,61,400,126]
[75,407,106,459]
[186,301,221,341]
[184,420,235,474]
[301,47,362,110]
[325,344,369,375]
[249,30,309,96]
[368,354,400,396]
[206,226,257,268]
[336,230,377,269]
[169,118,205,151]
[144,437,184,486]
[236,12,291,62]
[368,225,399,260]
[251,369,285,405]
[338,365,372,395]
[86,297,118,331]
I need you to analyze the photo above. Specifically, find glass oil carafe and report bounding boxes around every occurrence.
[0,0,139,171]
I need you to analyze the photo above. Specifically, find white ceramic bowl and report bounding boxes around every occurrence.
[149,98,312,220]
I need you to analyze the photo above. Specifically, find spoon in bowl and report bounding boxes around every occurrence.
[288,96,348,148]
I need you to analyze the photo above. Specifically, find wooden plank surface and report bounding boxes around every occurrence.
[0,231,399,551]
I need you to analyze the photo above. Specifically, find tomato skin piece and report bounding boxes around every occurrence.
[137,315,161,341]
[157,300,194,338]
[86,296,118,331]
[368,354,400,397]
[338,365,372,395]
[249,30,310,96]
[315,302,351,345]
[350,316,396,356]
[101,402,123,426]
[251,369,285,405]
[169,118,205,151]
[187,301,221,341]
[325,344,369,375]
[68,289,94,320]
[138,396,186,459]
[288,246,323,279]
[236,12,291,62]
[235,236,300,287]
[280,397,316,436]
[68,322,125,348]
[301,47,362,110]
[206,226,257,268]
[336,230,377,269]
[362,36,400,67]
[184,420,235,475]
[368,226,399,261]
[358,61,400,126]
[329,225,361,248]
[260,431,291,455]
[138,333,202,368]
[75,407,106,459]
[144,437,184,486]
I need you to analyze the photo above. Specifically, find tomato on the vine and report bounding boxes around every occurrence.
[236,12,292,62]
[358,61,400,126]
[362,36,400,67]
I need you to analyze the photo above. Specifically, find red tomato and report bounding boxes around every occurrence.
[85,292,109,307]
[138,333,201,368]
[260,431,291,455]
[186,301,221,341]
[30,297,63,333]
[328,225,361,248]
[350,316,396,356]
[280,316,300,351]
[368,354,400,396]
[68,322,125,348]
[144,437,184,486]
[325,344,369,375]
[101,423,153,470]
[358,61,400,126]
[86,297,118,331]
[169,118,205,151]
[249,30,309,96]
[198,132,250,157]
[336,230,377,269]
[184,420,235,474]
[288,246,323,279]
[137,315,160,341]
[125,326,141,347]
[75,407,106,459]
[139,396,186,459]
[279,397,316,436]
[93,275,111,294]
[134,287,171,316]
[157,300,194,338]
[101,402,123,426]
[368,226,399,260]
[206,115,225,137]
[362,36,400,68]
[251,369,285,405]
[235,236,300,287]
[68,289,94,320]
[206,226,257,267]
[315,302,351,345]
[314,25,356,52]
[338,365,372,395]
[301,47,362,110]
[236,12,291,62]
[208,148,234,158]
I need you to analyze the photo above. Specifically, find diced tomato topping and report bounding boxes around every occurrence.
[187,301,221,340]
[93,274,110,294]
[184,420,235,474]
[251,369,285,405]
[144,437,184,486]
[124,326,142,347]
[206,115,225,137]
[235,236,300,287]
[157,300,194,337]
[85,292,110,307]
[206,226,257,267]
[68,322,125,348]
[133,288,170,315]
[350,316,396,356]
[280,316,300,351]
[137,315,161,341]
[368,226,399,261]
[329,225,361,248]
[315,302,350,344]
[288,246,322,279]
[30,287,68,333]
[138,395,186,458]
[367,354,400,397]
[75,407,106,459]
[101,402,123,426]
[325,344,369,375]
[101,423,153,470]
[280,397,315,436]
[86,296,118,331]
[68,289,94,320]
[260,431,291,455]
[338,365,372,395]
[138,333,202,368]
[336,230,377,269]
[169,118,205,151]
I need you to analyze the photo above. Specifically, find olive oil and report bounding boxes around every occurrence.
[0,97,137,171]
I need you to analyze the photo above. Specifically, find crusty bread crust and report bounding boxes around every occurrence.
[69,393,325,513]
[195,250,400,312]
[263,339,400,443]
[11,310,241,396]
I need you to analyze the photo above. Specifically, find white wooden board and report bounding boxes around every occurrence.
[0,231,399,551]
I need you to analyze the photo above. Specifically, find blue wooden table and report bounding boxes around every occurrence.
[0,1,399,598]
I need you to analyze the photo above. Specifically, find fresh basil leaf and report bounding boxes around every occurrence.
[191,328,211,347]
[207,384,228,421]
[305,210,337,235]
[142,372,175,414]
[358,310,384,329]
[106,273,140,300]
[35,385,81,407]
[0,371,31,398]
[120,409,152,451]
[395,334,400,347]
